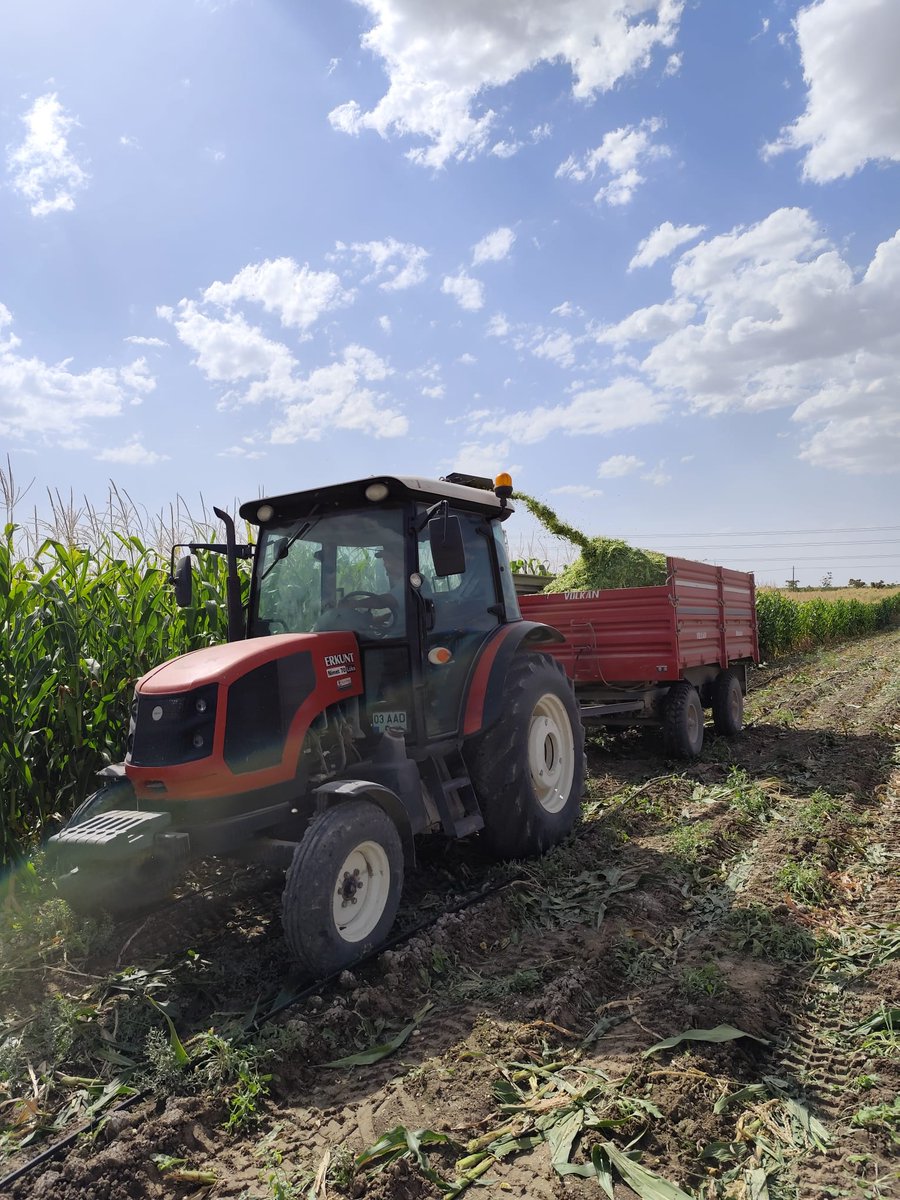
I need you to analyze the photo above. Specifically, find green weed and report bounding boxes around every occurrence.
[671,820,715,863]
[680,962,727,999]
[776,860,832,905]
[723,906,817,962]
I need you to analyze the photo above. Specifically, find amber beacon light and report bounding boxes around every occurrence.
[494,472,513,500]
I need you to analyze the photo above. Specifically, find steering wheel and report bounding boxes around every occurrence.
[337,590,399,635]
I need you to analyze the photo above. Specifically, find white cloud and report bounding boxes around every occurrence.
[95,437,170,466]
[442,271,485,311]
[550,484,604,498]
[641,463,671,486]
[628,220,705,270]
[472,227,516,265]
[457,352,477,365]
[477,377,668,444]
[597,454,644,477]
[531,331,577,368]
[597,298,697,344]
[664,52,682,75]
[119,135,140,149]
[0,307,152,444]
[203,258,352,330]
[449,439,518,479]
[378,315,392,334]
[337,237,429,290]
[160,302,296,385]
[765,0,900,181]
[551,301,585,319]
[602,207,900,473]
[422,385,444,399]
[7,93,89,216]
[125,335,168,348]
[218,444,267,459]
[268,345,407,442]
[556,118,669,206]
[329,1,683,168]
[491,140,521,159]
[487,313,511,337]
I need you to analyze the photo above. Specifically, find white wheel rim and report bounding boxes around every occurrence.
[527,693,575,814]
[332,840,391,943]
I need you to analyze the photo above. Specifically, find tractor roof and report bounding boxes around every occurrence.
[239,475,515,525]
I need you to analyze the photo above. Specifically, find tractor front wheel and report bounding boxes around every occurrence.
[468,654,585,860]
[282,800,404,975]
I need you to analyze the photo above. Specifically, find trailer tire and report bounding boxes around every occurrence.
[712,669,743,736]
[663,682,705,758]
[468,654,584,860]
[282,799,403,975]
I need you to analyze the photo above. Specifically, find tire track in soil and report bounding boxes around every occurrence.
[781,785,900,1199]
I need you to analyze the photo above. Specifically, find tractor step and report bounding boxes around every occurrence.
[421,754,484,839]
[50,809,171,861]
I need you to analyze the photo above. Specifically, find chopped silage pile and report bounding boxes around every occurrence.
[515,492,667,592]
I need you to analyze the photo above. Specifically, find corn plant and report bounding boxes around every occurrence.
[757,589,900,657]
[0,522,246,864]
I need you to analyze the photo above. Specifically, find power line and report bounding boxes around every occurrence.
[641,539,900,551]
[612,525,900,538]
[694,556,900,564]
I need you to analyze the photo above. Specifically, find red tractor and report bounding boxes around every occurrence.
[51,474,585,974]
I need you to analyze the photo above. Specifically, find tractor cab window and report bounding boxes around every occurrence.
[417,509,500,736]
[253,508,406,640]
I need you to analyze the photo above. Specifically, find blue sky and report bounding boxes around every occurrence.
[1,0,898,586]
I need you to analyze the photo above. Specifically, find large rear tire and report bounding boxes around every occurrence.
[712,669,744,735]
[468,654,585,860]
[282,800,404,975]
[663,682,705,758]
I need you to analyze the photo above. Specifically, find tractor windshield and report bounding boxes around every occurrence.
[252,507,406,639]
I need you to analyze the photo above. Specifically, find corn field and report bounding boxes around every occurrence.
[0,523,240,865]
[756,589,900,658]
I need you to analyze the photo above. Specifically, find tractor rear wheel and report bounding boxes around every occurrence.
[468,654,584,860]
[712,669,744,735]
[282,800,403,975]
[663,682,705,758]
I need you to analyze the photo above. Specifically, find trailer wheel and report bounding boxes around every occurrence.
[282,800,403,975]
[712,669,743,735]
[468,654,585,860]
[663,682,705,758]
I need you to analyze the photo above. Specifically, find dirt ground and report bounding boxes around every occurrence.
[4,627,899,1200]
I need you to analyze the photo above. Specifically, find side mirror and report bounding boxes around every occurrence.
[173,554,193,607]
[428,515,466,577]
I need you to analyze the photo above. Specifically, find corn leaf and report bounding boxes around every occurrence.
[643,1025,769,1057]
[598,1140,696,1200]
[323,1002,433,1068]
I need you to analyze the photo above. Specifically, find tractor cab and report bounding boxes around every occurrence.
[241,474,520,747]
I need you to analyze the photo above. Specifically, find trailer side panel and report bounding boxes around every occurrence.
[518,557,758,687]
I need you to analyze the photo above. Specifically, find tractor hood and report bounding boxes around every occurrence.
[137,633,356,694]
[127,631,364,802]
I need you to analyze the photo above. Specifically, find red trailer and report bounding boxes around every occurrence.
[518,556,759,757]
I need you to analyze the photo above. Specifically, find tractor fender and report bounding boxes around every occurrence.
[461,621,565,738]
[312,778,416,865]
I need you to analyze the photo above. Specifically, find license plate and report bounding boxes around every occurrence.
[371,710,407,730]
